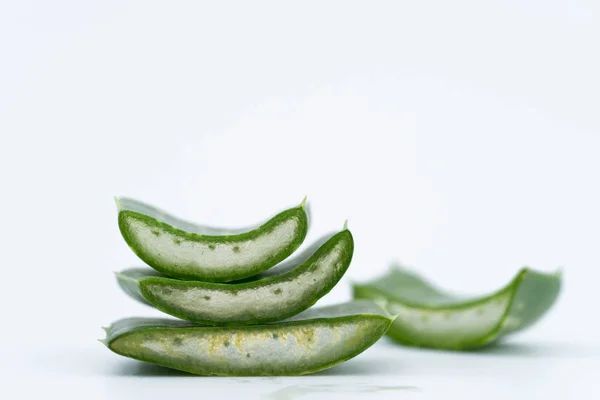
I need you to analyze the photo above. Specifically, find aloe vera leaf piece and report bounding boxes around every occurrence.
[352,267,561,350]
[116,228,354,325]
[116,197,309,282]
[101,300,394,376]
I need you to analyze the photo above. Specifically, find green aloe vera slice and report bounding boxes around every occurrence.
[116,227,354,325]
[353,267,561,350]
[100,300,394,376]
[116,197,309,282]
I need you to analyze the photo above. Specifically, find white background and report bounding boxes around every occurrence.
[1,1,599,398]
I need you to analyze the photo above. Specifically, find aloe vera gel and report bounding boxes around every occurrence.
[104,197,388,375]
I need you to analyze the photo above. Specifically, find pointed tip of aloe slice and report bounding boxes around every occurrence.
[369,298,397,320]
[97,338,108,346]
[343,219,349,230]
[114,196,122,211]
[389,313,400,323]
[521,266,563,279]
[300,196,308,209]
[101,326,109,333]
[113,271,128,281]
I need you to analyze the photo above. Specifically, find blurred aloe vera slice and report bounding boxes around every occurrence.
[116,197,308,282]
[353,267,561,350]
[116,227,354,325]
[101,300,394,376]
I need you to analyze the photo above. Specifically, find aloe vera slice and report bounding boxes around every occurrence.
[116,197,309,282]
[101,300,393,376]
[116,227,354,325]
[353,267,561,350]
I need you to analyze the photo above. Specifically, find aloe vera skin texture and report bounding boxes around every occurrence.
[116,228,354,325]
[101,301,394,376]
[116,197,309,282]
[353,267,561,350]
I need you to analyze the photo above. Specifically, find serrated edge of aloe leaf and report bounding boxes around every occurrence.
[116,228,354,325]
[101,301,394,376]
[116,197,309,282]
[353,267,562,350]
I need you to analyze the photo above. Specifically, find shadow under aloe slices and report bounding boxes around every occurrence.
[101,300,394,376]
[116,196,309,282]
[353,266,561,350]
[116,228,354,325]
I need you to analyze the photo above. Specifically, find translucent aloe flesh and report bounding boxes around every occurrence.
[116,197,309,282]
[116,228,354,325]
[353,267,561,350]
[101,301,394,376]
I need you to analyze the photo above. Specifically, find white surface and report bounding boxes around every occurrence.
[1,1,599,398]
[3,339,598,399]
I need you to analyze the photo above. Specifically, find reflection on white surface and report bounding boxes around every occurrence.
[265,384,419,400]
[4,339,598,399]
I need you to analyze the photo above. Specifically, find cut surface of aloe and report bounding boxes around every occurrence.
[116,197,308,282]
[116,228,354,325]
[353,267,561,350]
[101,300,394,376]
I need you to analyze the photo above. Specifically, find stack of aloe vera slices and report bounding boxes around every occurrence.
[102,197,394,376]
